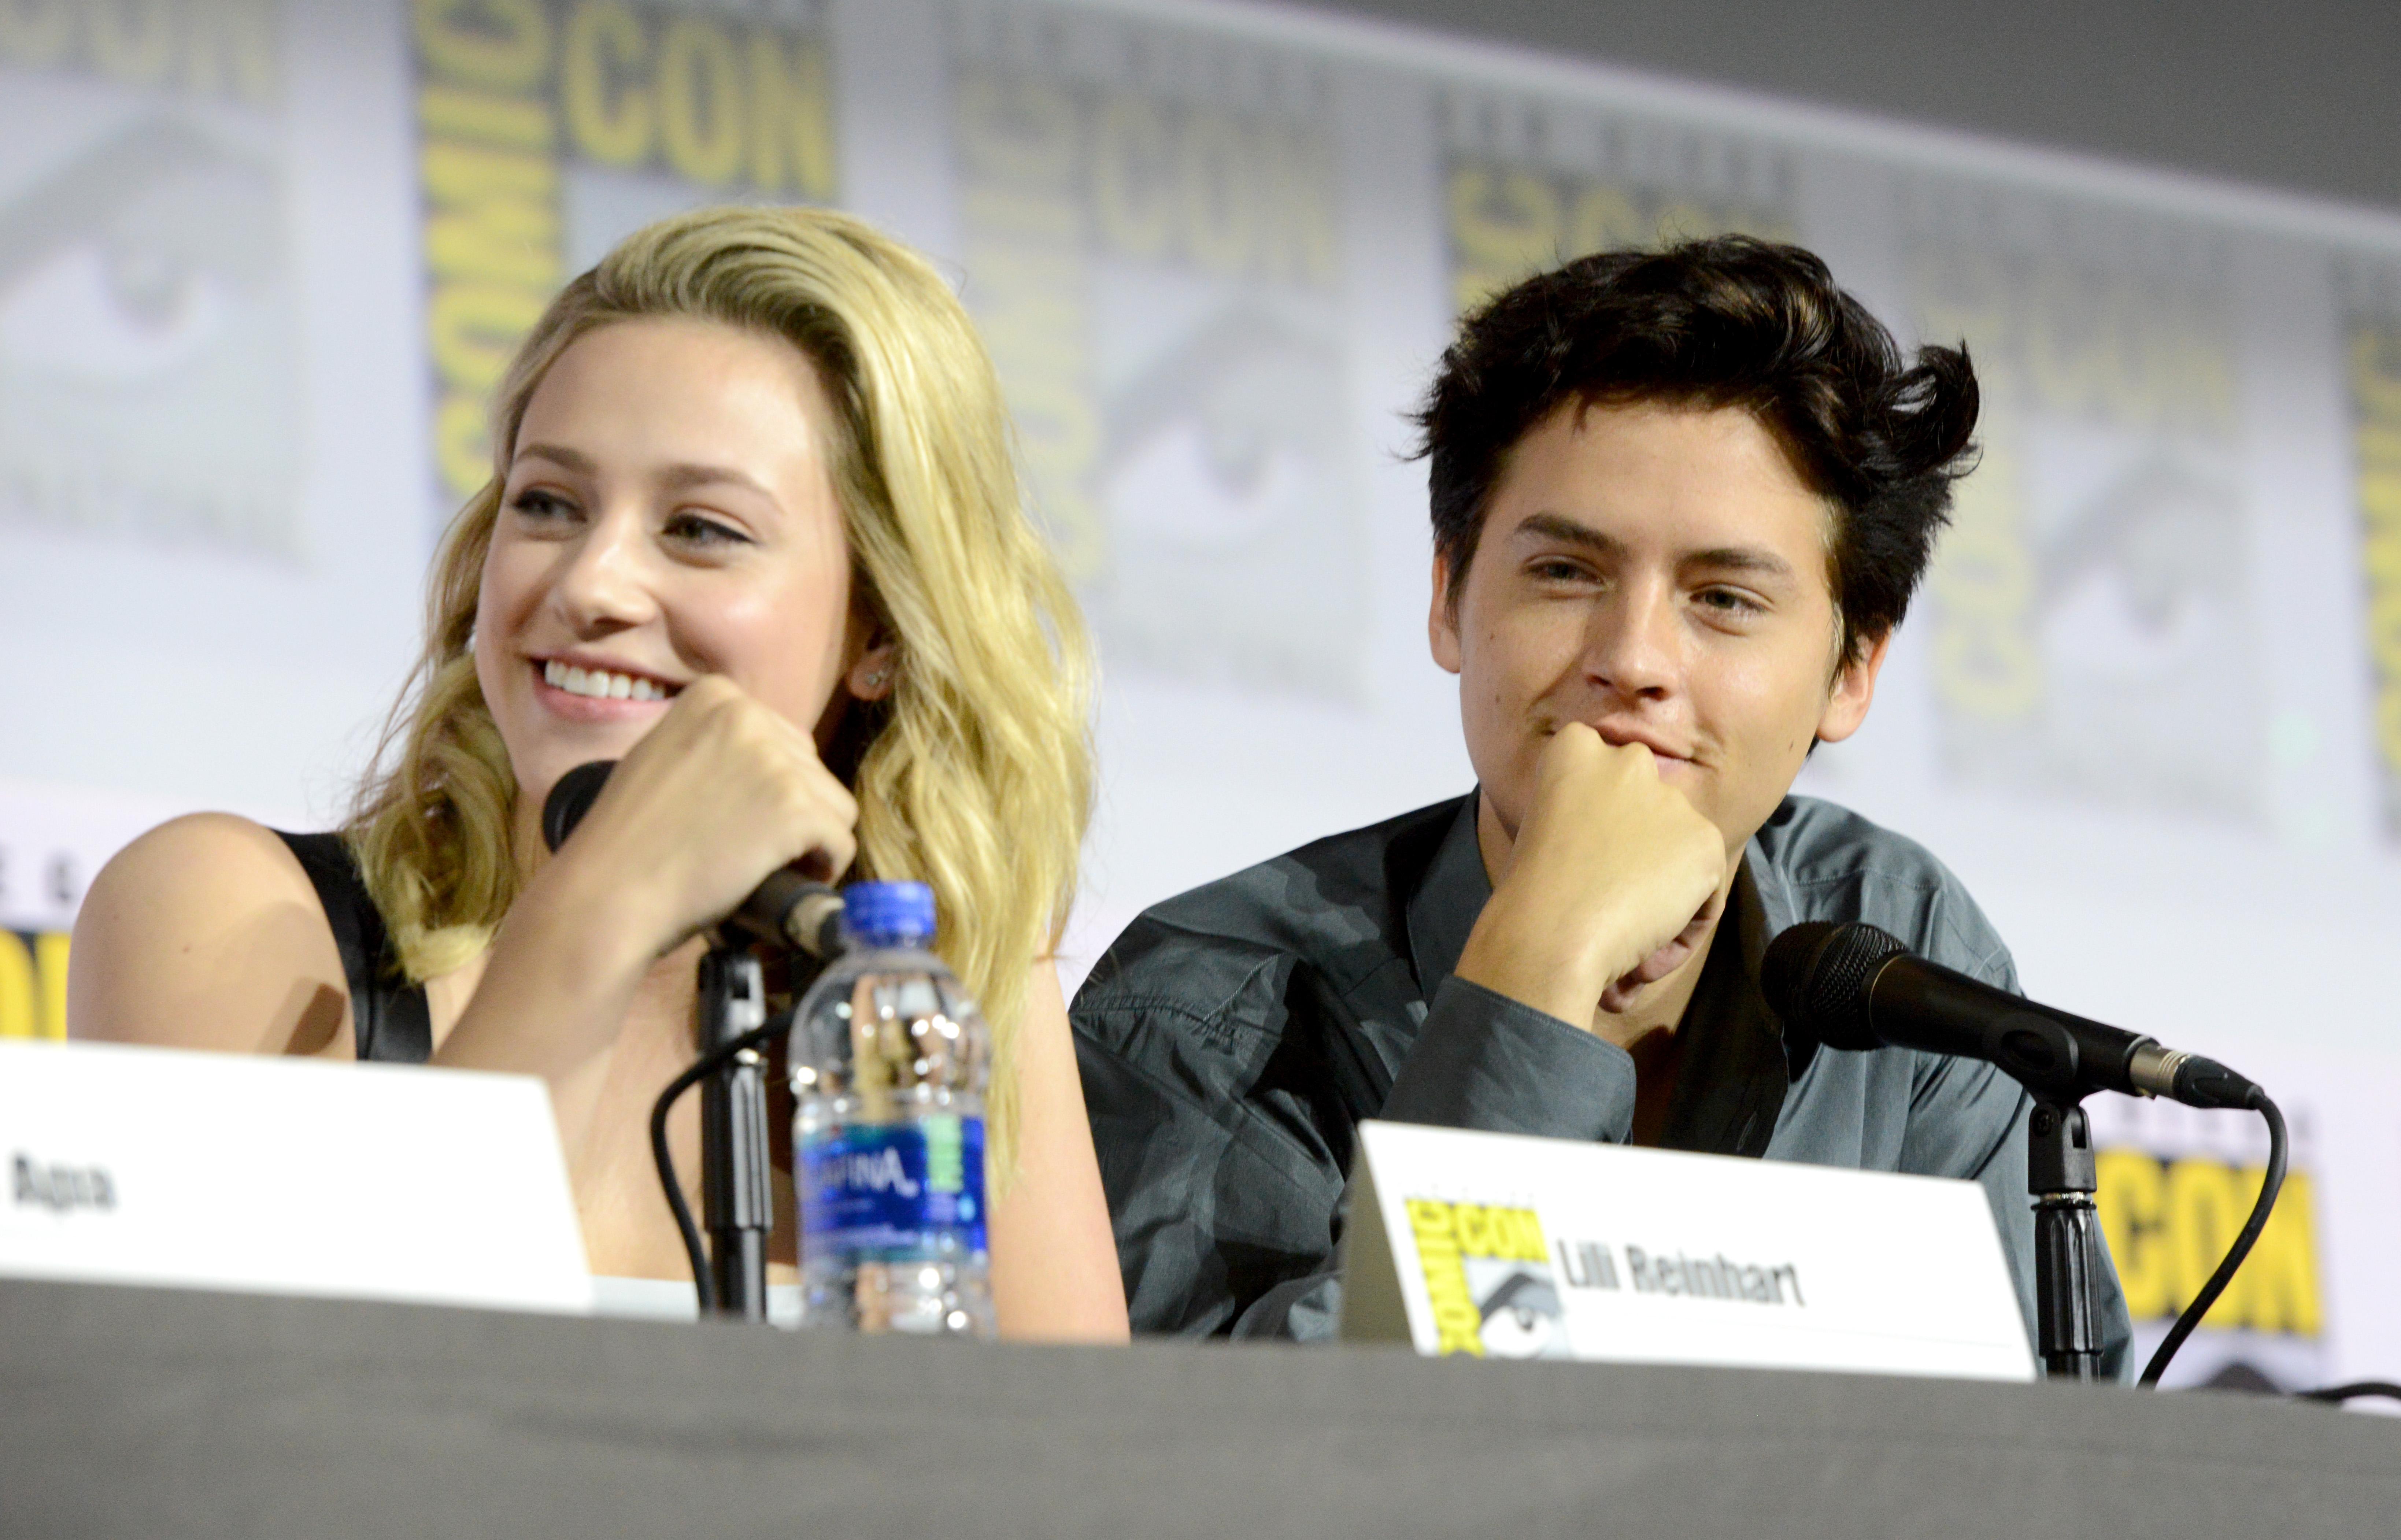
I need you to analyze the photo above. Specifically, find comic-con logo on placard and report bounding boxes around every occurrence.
[0,1,300,555]
[1405,1197,1569,1359]
[412,0,837,508]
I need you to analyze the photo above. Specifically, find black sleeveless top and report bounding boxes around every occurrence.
[274,832,433,1064]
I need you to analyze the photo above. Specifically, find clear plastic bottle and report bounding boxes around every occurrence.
[789,881,995,1336]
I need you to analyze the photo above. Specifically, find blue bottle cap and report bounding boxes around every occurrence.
[840,880,936,945]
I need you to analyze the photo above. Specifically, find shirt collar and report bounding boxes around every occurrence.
[1399,790,1800,1154]
[1650,856,1779,1153]
[1402,791,1492,994]
[1745,818,1801,939]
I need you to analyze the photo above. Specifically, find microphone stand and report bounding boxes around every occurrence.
[697,943,772,1321]
[1983,1011,2106,1380]
[2027,1097,2105,1381]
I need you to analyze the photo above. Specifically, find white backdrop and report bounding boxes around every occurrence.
[4,0,2397,1390]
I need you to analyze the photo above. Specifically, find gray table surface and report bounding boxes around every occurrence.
[2,1277,2394,1538]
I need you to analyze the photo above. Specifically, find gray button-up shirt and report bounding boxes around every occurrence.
[1072,791,2131,1377]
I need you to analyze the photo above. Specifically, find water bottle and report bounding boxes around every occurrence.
[789,880,995,1336]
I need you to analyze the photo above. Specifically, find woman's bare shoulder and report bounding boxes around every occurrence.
[67,814,354,1057]
[99,811,307,878]
[83,814,322,927]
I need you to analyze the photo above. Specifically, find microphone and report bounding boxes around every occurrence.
[1761,921,2258,1110]
[540,760,845,958]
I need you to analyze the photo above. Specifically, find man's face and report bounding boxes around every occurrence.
[1431,400,1887,867]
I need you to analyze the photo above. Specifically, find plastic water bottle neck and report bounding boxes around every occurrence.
[848,929,933,953]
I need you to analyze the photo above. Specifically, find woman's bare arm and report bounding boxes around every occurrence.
[69,814,358,1058]
[986,960,1131,1343]
[71,681,858,1173]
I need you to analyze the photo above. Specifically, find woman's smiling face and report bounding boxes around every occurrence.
[473,316,869,822]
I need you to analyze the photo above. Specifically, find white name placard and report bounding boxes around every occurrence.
[1340,1120,2033,1381]
[0,1039,592,1314]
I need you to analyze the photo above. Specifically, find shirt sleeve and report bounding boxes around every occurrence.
[1380,976,1638,1140]
[1073,993,1346,1338]
[1077,973,1639,1340]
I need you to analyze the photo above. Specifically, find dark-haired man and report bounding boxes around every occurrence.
[1072,238,2130,1373]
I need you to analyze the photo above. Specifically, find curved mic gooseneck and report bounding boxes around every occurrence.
[1762,921,2285,1387]
[1762,921,2257,1110]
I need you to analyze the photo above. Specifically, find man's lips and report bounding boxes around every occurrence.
[1591,727,1695,765]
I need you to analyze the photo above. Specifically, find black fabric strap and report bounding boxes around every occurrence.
[273,832,433,1065]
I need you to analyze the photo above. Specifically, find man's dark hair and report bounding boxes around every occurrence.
[1414,236,1978,663]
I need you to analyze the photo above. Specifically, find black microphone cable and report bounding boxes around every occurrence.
[540,759,846,1314]
[648,1008,806,1315]
[2295,1381,2401,1406]
[1762,920,2294,1391]
[2138,1088,2286,1389]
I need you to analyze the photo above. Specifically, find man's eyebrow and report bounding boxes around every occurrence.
[1512,513,1799,582]
[1512,511,1626,557]
[1686,545,1798,581]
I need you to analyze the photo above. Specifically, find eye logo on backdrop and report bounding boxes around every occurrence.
[1437,88,1795,315]
[944,0,1368,701]
[1903,184,2262,821]
[2344,268,2401,843]
[0,0,299,555]
[411,0,836,507]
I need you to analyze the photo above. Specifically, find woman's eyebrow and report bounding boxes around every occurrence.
[512,445,774,500]
[514,442,598,475]
[654,462,773,497]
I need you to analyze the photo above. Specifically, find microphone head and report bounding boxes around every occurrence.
[541,760,617,853]
[1761,921,1908,1051]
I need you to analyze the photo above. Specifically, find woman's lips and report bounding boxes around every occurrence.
[530,659,674,723]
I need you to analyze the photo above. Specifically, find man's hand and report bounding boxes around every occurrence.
[1453,723,1728,1033]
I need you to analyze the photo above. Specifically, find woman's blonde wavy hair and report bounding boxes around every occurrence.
[348,206,1093,1178]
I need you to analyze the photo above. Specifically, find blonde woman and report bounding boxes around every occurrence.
[68,207,1129,1341]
